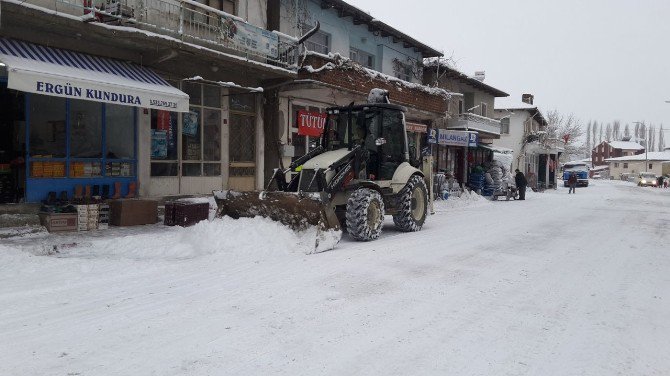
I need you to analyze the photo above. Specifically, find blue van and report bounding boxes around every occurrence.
[563,162,589,187]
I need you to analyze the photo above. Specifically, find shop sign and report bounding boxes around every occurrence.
[438,129,479,147]
[221,15,279,58]
[406,122,428,133]
[427,128,437,144]
[297,110,327,137]
[27,80,187,111]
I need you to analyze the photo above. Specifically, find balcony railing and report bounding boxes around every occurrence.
[31,0,299,69]
[447,113,501,135]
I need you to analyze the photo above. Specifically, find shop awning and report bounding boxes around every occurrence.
[0,38,189,112]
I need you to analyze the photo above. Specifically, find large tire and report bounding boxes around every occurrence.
[393,175,428,232]
[346,188,385,241]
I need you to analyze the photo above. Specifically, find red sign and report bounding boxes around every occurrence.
[297,110,327,137]
[406,122,428,133]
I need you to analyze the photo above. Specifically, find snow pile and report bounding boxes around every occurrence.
[433,190,491,213]
[6,216,334,261]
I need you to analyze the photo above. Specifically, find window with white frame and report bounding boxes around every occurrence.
[501,118,510,134]
[614,162,619,168]
[303,25,330,54]
[649,163,653,169]
[623,163,628,169]
[350,48,375,69]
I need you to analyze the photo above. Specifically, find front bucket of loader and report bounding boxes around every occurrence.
[213,190,342,252]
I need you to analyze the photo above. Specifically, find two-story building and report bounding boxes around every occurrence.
[592,139,644,166]
[494,94,561,189]
[423,61,509,185]
[0,0,303,203]
[264,0,450,179]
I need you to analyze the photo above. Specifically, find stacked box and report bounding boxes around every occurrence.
[39,212,78,232]
[76,205,89,231]
[98,203,110,229]
[164,202,176,226]
[87,204,99,230]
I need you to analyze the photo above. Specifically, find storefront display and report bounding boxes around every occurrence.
[0,37,189,202]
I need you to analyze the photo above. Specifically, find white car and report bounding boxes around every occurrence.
[636,172,658,187]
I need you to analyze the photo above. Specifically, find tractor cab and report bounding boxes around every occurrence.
[324,103,408,181]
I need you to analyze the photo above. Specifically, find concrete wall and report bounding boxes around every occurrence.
[279,0,424,82]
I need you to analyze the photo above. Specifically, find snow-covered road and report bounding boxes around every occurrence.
[1,180,669,375]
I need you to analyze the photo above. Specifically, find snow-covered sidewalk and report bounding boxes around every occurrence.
[1,180,669,375]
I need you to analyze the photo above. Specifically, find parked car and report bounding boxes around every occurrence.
[592,172,602,179]
[636,172,658,187]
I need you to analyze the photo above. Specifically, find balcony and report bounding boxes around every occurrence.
[447,113,501,137]
[13,0,299,70]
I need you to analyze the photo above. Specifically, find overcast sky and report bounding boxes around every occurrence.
[353,0,670,136]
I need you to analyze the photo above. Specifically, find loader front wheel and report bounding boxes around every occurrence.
[346,188,385,241]
[393,175,428,232]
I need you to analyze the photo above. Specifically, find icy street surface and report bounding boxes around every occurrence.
[1,180,669,375]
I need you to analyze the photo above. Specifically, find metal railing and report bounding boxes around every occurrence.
[40,0,300,69]
[447,113,502,134]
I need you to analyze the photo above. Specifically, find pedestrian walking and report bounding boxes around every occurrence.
[568,172,577,194]
[657,175,664,189]
[515,169,527,200]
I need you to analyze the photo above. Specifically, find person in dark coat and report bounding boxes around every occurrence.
[568,172,578,194]
[515,169,527,200]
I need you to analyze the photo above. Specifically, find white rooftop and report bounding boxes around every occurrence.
[607,141,645,151]
[494,97,537,111]
[605,151,670,162]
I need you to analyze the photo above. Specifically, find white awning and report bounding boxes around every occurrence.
[0,38,189,112]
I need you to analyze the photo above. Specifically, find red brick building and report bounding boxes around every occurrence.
[592,140,644,166]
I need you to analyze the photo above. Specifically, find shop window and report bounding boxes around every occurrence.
[204,163,221,176]
[203,109,221,161]
[203,85,221,108]
[182,162,202,176]
[150,109,179,176]
[70,100,102,158]
[230,93,255,112]
[151,162,178,176]
[106,104,135,159]
[230,114,255,162]
[27,94,136,180]
[183,108,202,162]
[29,95,66,158]
[183,82,202,106]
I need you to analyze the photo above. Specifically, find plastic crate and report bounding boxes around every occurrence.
[164,202,209,227]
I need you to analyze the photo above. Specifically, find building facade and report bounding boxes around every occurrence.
[494,94,561,189]
[0,0,302,202]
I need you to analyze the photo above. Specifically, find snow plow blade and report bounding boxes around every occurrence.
[213,190,342,252]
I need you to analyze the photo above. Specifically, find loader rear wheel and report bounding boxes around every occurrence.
[346,188,385,241]
[393,175,428,232]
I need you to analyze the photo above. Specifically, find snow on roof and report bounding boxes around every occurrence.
[605,151,670,162]
[302,52,454,99]
[607,141,644,150]
[494,96,537,111]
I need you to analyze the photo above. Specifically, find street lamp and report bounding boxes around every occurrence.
[632,121,648,172]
